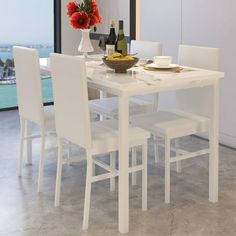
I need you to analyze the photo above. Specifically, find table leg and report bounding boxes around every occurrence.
[118,94,129,234]
[209,81,219,202]
[26,120,32,165]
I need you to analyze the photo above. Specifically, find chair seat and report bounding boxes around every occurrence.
[91,120,150,154]
[89,97,154,118]
[130,111,209,139]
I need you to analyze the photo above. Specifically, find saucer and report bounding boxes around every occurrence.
[145,63,180,69]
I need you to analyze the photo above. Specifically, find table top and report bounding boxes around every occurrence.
[40,55,224,97]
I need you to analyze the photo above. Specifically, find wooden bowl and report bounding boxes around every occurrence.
[102,56,139,73]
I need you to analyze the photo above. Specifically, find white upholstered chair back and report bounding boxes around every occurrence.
[177,45,220,118]
[130,40,162,60]
[50,53,92,149]
[13,46,44,125]
[130,40,162,105]
[178,44,219,70]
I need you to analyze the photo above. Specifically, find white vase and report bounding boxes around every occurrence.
[78,29,94,57]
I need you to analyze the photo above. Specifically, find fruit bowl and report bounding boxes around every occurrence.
[102,55,139,73]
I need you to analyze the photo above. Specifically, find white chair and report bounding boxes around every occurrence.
[130,44,220,203]
[89,40,162,119]
[13,46,55,192]
[130,40,162,60]
[50,53,150,230]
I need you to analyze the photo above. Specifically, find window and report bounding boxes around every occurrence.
[0,0,54,110]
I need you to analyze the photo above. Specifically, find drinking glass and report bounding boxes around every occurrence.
[98,36,107,55]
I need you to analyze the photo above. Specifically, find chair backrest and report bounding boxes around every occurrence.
[176,44,220,118]
[130,40,162,60]
[130,40,162,107]
[178,44,219,70]
[13,46,44,125]
[50,53,92,149]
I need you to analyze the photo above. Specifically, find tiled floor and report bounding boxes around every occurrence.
[1,110,236,236]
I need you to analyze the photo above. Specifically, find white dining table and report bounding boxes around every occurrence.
[40,56,224,234]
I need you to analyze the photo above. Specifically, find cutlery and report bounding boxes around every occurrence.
[129,53,138,56]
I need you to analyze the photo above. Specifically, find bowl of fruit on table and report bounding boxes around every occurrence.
[103,53,139,73]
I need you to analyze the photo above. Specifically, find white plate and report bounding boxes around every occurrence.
[145,63,180,69]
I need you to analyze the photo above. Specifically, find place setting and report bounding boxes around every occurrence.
[143,57,182,72]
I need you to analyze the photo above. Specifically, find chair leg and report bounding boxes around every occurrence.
[67,141,72,166]
[153,136,160,164]
[26,120,32,165]
[37,128,46,193]
[142,141,148,211]
[83,151,93,230]
[110,151,116,192]
[175,139,182,173]
[18,118,25,176]
[55,137,63,207]
[131,147,137,185]
[165,136,171,204]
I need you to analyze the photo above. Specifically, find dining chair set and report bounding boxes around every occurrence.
[13,41,220,230]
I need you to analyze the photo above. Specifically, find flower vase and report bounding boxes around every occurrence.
[78,29,94,57]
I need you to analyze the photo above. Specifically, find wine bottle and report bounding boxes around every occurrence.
[106,20,116,55]
[115,20,127,55]
[107,20,116,45]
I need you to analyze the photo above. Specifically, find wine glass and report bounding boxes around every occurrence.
[98,36,107,55]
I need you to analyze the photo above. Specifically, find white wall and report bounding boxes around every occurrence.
[139,0,236,147]
[140,0,182,111]
[140,0,181,61]
[182,0,236,147]
[96,0,130,36]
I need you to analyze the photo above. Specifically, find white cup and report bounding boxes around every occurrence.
[154,56,172,67]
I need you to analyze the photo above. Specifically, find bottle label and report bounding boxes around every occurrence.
[106,45,115,56]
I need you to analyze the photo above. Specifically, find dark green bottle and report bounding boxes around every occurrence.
[115,20,127,55]
[106,20,116,45]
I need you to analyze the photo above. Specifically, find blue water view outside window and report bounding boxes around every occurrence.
[0,0,54,109]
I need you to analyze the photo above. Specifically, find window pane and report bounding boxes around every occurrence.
[0,0,54,109]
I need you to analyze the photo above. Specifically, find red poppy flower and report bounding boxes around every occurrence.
[70,12,90,30]
[90,0,97,14]
[89,0,102,24]
[98,15,102,23]
[89,14,98,26]
[94,11,102,24]
[67,2,78,17]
